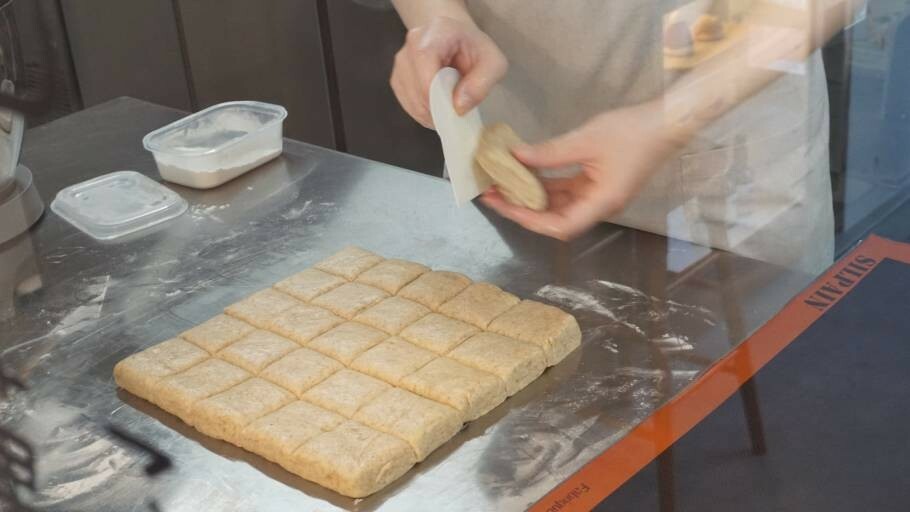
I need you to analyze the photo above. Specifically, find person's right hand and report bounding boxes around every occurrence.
[390,16,507,128]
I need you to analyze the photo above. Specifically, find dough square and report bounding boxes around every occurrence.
[488,300,582,366]
[153,359,250,422]
[114,338,209,401]
[302,369,391,418]
[354,259,429,294]
[448,332,547,396]
[353,297,430,335]
[354,387,462,461]
[400,357,506,421]
[260,348,343,397]
[438,283,520,328]
[399,313,480,354]
[240,401,345,466]
[218,330,298,374]
[225,289,303,329]
[307,321,388,365]
[314,246,384,280]
[267,303,343,345]
[181,314,255,353]
[350,337,436,386]
[192,378,293,445]
[290,420,416,498]
[273,268,346,302]
[398,271,472,310]
[311,282,389,319]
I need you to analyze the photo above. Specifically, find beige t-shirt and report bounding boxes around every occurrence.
[466,0,834,274]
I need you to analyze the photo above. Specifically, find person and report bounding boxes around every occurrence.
[389,0,866,275]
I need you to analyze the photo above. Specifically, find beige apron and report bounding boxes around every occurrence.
[466,0,835,275]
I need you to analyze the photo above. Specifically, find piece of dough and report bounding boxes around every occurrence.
[301,369,391,418]
[474,123,547,211]
[113,338,209,401]
[311,282,389,319]
[273,268,346,302]
[307,321,388,365]
[259,348,343,397]
[225,289,303,329]
[350,337,436,386]
[153,359,250,422]
[267,303,343,345]
[354,387,462,461]
[438,282,520,328]
[218,330,298,374]
[181,314,255,353]
[448,332,547,396]
[240,401,345,466]
[353,297,430,335]
[355,259,429,294]
[400,357,506,421]
[314,246,384,280]
[398,271,472,310]
[290,420,416,498]
[192,378,293,445]
[399,313,480,354]
[488,300,581,366]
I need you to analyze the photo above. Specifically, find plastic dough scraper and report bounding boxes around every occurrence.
[429,67,493,206]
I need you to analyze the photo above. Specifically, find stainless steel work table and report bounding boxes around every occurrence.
[1,98,815,511]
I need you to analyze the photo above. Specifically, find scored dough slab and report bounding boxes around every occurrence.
[114,246,581,499]
[438,283,520,328]
[488,300,582,366]
[398,270,472,310]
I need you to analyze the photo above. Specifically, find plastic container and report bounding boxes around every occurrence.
[50,171,188,240]
[142,101,288,189]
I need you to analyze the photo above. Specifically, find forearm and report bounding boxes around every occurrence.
[662,0,864,143]
[391,0,475,28]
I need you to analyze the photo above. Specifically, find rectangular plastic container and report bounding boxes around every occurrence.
[143,101,288,189]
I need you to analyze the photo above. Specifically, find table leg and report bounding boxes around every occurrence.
[657,447,675,512]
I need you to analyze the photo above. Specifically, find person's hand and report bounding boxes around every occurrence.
[390,16,508,128]
[481,101,690,240]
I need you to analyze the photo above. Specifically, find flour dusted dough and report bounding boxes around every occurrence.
[438,282,520,328]
[401,357,506,421]
[488,300,582,365]
[181,314,255,353]
[193,378,293,445]
[290,420,416,498]
[311,282,389,319]
[355,259,429,294]
[115,246,582,499]
[448,332,547,395]
[314,246,383,280]
[398,270,472,310]
[399,313,480,354]
[259,348,342,397]
[474,123,548,211]
[351,337,436,386]
[113,338,209,401]
[307,321,388,364]
[302,369,391,417]
[241,400,345,466]
[217,330,298,374]
[354,297,430,335]
[355,387,462,461]
[267,303,342,344]
[225,289,302,329]
[274,268,346,301]
[153,359,250,422]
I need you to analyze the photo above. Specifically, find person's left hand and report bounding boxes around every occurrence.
[480,101,690,240]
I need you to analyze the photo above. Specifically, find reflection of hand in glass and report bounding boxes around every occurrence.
[480,101,687,241]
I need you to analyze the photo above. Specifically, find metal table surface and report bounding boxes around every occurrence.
[1,98,814,511]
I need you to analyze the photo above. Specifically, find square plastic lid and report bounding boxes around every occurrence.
[51,171,188,240]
